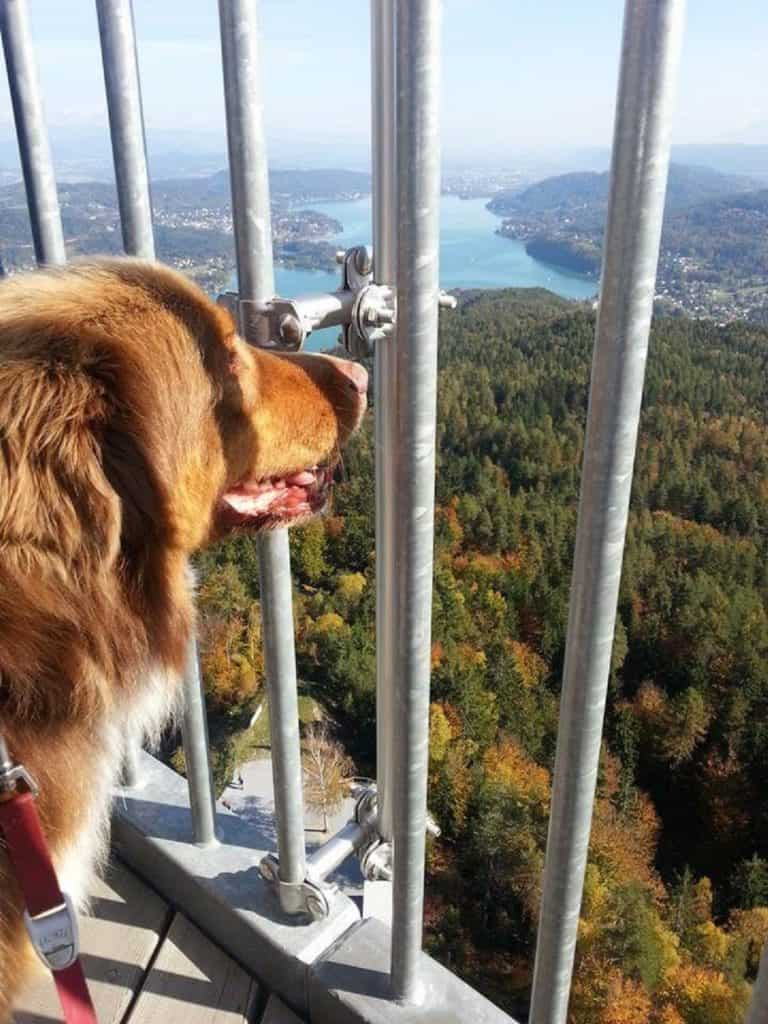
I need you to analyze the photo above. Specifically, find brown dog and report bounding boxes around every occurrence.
[0,258,367,1020]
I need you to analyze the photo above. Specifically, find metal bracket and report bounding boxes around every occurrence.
[352,785,392,882]
[352,785,441,882]
[24,893,80,971]
[217,244,455,354]
[258,852,332,921]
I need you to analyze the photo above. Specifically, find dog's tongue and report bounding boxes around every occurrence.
[219,469,321,521]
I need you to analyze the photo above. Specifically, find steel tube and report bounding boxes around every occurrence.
[390,0,442,1002]
[95,0,155,259]
[528,4,686,1023]
[95,0,217,837]
[306,821,369,883]
[181,645,218,845]
[0,0,65,265]
[177,645,218,833]
[292,289,355,331]
[218,0,307,905]
[746,941,768,1024]
[218,0,274,301]
[371,0,397,846]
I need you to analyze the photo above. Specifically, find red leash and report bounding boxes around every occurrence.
[0,759,97,1024]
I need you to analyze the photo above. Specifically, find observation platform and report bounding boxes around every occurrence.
[17,753,513,1024]
[16,859,267,1024]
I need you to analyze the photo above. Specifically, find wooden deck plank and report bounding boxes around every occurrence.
[128,913,258,1024]
[15,860,170,1024]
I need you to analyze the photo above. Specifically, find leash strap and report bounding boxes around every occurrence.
[0,790,98,1024]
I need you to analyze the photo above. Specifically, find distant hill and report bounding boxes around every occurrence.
[663,188,768,279]
[0,168,353,287]
[153,167,371,207]
[672,144,768,182]
[488,164,768,321]
[487,163,761,221]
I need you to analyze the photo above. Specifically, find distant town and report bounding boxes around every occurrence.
[1,162,767,324]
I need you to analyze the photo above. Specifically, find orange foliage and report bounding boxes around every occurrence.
[482,738,550,810]
[729,907,768,974]
[570,963,652,1024]
[436,501,464,551]
[635,680,667,719]
[467,552,507,574]
[599,972,653,1024]
[457,642,486,668]
[656,963,748,1024]
[699,753,752,840]
[323,515,344,539]
[651,1005,685,1024]
[589,787,663,899]
[509,640,549,688]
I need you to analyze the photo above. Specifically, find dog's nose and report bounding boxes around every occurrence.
[330,357,369,395]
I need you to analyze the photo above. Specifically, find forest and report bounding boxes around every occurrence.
[190,288,768,1023]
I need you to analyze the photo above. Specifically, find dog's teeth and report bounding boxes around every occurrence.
[285,470,316,486]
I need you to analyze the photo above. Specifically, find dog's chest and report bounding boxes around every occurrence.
[57,663,182,907]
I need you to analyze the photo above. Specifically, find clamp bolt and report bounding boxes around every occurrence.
[278,314,304,348]
[353,246,373,276]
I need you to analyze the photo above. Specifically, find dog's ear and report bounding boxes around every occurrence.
[0,357,122,572]
[195,303,260,410]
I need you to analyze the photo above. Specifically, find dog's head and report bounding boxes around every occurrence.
[209,344,367,538]
[0,259,367,566]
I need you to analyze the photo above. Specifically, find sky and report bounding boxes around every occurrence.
[0,0,766,169]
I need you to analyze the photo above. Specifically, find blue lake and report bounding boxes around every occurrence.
[267,195,597,351]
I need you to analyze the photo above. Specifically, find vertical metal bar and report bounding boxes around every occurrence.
[0,0,65,265]
[746,941,768,1024]
[528,4,686,1023]
[95,0,155,259]
[95,0,218,842]
[218,0,307,906]
[256,537,308,902]
[181,645,218,845]
[371,0,397,845]
[390,0,442,1002]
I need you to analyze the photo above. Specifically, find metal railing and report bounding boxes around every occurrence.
[3,0,767,1020]
[98,0,221,844]
[0,0,64,265]
[529,2,687,1021]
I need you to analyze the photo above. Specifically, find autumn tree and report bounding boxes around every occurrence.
[302,725,354,833]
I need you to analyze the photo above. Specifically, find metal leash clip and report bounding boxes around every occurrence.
[0,737,39,801]
[24,894,80,971]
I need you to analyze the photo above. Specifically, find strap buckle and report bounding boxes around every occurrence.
[24,893,80,971]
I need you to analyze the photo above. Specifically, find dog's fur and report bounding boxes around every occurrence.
[0,258,366,1019]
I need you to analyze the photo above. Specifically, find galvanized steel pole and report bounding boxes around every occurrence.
[0,0,65,265]
[371,0,397,846]
[95,0,218,843]
[746,941,768,1024]
[218,0,308,907]
[95,0,155,259]
[390,0,442,1002]
[180,644,218,845]
[528,3,686,1023]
